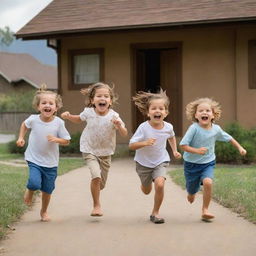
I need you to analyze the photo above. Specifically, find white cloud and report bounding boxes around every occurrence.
[0,0,53,32]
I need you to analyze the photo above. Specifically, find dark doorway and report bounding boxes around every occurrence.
[131,42,182,137]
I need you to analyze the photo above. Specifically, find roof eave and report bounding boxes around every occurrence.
[16,17,256,40]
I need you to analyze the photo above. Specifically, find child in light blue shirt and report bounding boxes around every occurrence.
[180,98,246,221]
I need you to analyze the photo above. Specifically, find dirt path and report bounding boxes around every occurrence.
[1,158,256,256]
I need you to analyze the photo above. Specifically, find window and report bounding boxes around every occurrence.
[248,40,256,89]
[68,48,104,90]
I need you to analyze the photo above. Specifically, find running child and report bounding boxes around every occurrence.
[129,90,181,224]
[61,82,127,217]
[16,84,71,222]
[180,97,246,221]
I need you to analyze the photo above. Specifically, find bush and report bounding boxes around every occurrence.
[216,123,256,164]
[0,91,35,112]
[60,132,81,154]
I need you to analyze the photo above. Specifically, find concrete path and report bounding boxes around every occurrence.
[0,134,15,144]
[1,158,256,256]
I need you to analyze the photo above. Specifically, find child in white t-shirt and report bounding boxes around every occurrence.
[61,82,127,217]
[16,85,70,221]
[129,90,181,224]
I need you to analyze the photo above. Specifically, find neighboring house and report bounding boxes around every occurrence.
[16,0,256,142]
[0,52,57,94]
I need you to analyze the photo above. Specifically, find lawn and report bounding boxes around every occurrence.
[169,165,256,224]
[0,157,84,240]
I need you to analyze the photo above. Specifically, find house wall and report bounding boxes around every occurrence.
[59,24,256,142]
[0,77,35,94]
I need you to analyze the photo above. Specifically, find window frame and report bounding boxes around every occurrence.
[248,40,256,90]
[68,48,104,90]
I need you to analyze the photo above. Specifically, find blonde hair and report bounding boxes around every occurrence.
[186,97,221,122]
[32,83,63,113]
[132,89,170,116]
[80,82,118,107]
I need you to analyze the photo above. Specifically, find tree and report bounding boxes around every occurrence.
[0,26,14,47]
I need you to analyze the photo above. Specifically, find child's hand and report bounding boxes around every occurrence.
[47,135,58,143]
[145,138,156,146]
[239,147,247,156]
[16,138,25,147]
[61,111,70,120]
[196,147,208,155]
[173,151,182,159]
[112,117,122,129]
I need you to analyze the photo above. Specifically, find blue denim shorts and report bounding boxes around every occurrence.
[27,161,57,194]
[184,160,215,195]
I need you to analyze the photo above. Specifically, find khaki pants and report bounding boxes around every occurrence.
[82,153,111,190]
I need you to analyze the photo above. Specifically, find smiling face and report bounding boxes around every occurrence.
[91,87,112,115]
[195,102,214,128]
[37,93,57,121]
[147,99,168,128]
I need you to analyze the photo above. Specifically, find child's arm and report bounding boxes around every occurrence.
[229,138,247,155]
[112,119,128,137]
[180,145,208,155]
[61,111,82,124]
[129,138,156,150]
[47,135,70,146]
[16,122,28,147]
[168,136,182,159]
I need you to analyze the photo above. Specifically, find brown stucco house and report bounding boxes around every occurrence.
[16,0,256,144]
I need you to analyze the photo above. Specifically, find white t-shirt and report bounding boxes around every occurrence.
[79,108,125,156]
[24,115,71,167]
[129,121,175,168]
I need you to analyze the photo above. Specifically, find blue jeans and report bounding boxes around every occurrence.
[184,160,215,195]
[27,161,57,194]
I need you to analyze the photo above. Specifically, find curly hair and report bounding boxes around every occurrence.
[80,82,118,108]
[185,97,221,122]
[32,83,63,112]
[132,89,170,116]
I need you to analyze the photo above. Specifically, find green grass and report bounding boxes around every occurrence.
[169,165,256,224]
[0,157,84,239]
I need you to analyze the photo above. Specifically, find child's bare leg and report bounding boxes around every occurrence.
[24,189,34,206]
[90,177,103,216]
[141,184,152,195]
[151,177,165,217]
[187,194,195,203]
[202,178,214,219]
[40,192,51,222]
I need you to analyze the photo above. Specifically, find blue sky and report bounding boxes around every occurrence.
[0,0,53,32]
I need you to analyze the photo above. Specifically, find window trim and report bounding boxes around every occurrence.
[248,40,256,90]
[68,48,104,90]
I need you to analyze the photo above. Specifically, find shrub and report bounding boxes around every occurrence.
[60,132,81,154]
[216,123,256,164]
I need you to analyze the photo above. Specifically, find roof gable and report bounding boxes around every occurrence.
[0,52,57,89]
[16,0,256,39]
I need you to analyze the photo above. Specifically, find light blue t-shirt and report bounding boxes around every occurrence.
[180,123,232,164]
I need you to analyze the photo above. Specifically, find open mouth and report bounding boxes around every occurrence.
[44,108,52,113]
[154,114,161,120]
[98,102,107,107]
[201,116,209,121]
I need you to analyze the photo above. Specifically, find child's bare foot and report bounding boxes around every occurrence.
[91,206,103,217]
[187,194,195,203]
[202,210,215,221]
[40,211,51,222]
[23,189,33,206]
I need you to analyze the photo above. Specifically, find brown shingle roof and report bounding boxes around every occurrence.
[16,0,256,39]
[0,52,57,89]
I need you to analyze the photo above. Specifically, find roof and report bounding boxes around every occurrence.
[16,0,256,39]
[0,52,57,89]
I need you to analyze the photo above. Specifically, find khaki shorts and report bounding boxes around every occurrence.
[82,153,111,190]
[136,161,169,187]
